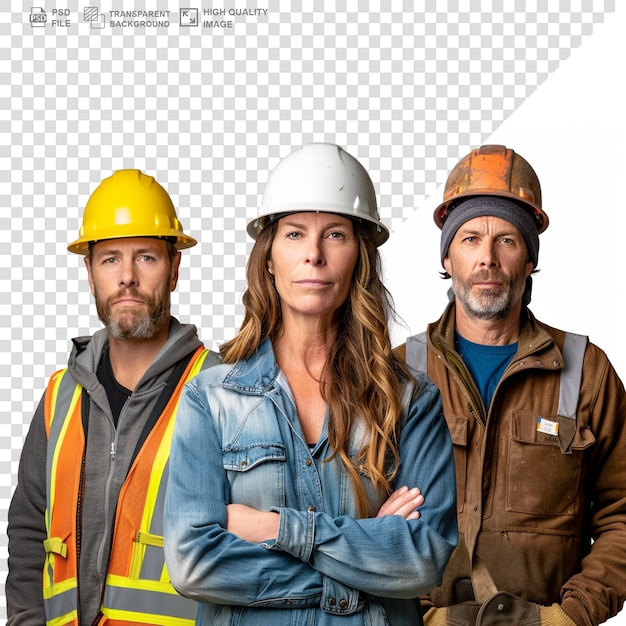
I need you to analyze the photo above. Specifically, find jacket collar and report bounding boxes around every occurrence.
[431,301,559,364]
[222,338,280,395]
[67,317,203,391]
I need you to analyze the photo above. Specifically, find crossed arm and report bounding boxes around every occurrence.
[226,485,425,542]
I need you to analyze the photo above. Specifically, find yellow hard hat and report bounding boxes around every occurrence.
[434,145,549,233]
[68,169,197,255]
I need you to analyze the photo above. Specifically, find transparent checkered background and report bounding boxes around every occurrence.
[0,0,616,621]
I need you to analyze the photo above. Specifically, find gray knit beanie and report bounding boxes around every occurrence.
[440,195,540,267]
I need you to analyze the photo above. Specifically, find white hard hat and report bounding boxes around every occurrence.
[247,143,389,246]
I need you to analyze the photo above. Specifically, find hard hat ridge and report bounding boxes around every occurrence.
[248,143,389,246]
[68,169,197,255]
[434,145,549,234]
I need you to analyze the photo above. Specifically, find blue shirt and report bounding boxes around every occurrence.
[455,332,518,410]
[164,339,457,625]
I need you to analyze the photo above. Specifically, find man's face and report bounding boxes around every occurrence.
[443,215,534,321]
[85,238,180,340]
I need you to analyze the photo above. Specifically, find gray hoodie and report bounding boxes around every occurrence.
[7,317,219,626]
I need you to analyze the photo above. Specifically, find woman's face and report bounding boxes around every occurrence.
[268,212,359,328]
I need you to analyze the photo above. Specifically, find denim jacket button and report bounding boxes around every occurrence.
[307,506,316,512]
[329,598,336,606]
[305,458,312,466]
[339,599,348,608]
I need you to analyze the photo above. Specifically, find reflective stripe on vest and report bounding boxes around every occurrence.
[44,348,211,626]
[405,330,588,453]
[44,368,84,626]
[405,331,428,374]
[556,332,588,454]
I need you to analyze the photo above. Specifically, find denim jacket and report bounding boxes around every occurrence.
[164,339,457,625]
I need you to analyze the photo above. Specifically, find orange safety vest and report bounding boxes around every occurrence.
[43,347,211,626]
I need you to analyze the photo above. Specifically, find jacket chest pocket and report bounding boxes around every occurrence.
[507,410,595,516]
[223,443,287,510]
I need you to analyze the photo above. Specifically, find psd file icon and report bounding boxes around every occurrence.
[30,7,47,27]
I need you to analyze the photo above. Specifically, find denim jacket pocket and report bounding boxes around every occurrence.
[507,410,596,516]
[223,443,287,510]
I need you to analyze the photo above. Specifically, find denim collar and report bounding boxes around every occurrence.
[222,338,280,395]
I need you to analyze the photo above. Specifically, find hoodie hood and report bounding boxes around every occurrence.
[67,317,204,411]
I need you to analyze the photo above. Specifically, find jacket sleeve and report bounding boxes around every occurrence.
[164,383,325,608]
[7,395,48,625]
[561,346,626,625]
[272,376,458,598]
[165,375,457,606]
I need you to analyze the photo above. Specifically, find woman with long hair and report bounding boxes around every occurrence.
[164,143,457,625]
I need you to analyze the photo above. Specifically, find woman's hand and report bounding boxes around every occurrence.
[376,486,424,520]
[226,503,280,542]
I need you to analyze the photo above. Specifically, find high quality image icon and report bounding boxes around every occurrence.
[180,8,199,26]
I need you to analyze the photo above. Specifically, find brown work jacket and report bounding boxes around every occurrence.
[395,303,626,626]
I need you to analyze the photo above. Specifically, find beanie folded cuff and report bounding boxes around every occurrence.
[440,195,540,268]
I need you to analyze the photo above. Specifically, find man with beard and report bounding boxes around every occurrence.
[395,145,626,626]
[7,169,220,626]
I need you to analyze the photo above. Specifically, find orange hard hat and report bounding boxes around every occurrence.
[433,145,549,233]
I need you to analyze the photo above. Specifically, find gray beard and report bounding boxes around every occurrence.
[457,288,516,320]
[105,307,169,340]
[451,272,524,321]
[96,288,171,340]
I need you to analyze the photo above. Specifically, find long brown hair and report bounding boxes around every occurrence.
[220,219,416,517]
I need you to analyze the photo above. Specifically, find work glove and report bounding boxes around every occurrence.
[539,603,576,626]
[425,604,483,625]
[423,606,449,626]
